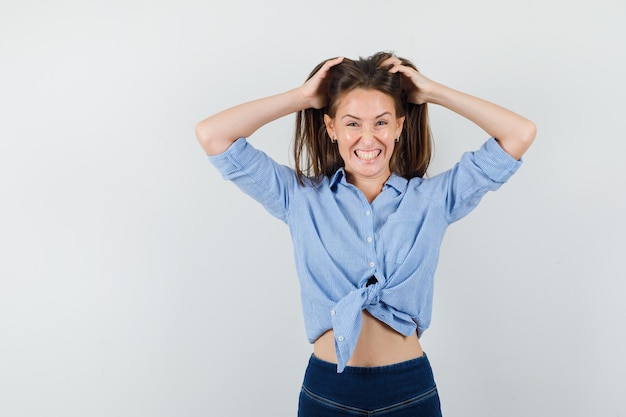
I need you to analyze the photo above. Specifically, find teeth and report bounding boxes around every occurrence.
[355,150,381,161]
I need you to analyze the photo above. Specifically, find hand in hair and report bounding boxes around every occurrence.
[384,55,535,160]
[299,56,344,109]
[383,56,434,105]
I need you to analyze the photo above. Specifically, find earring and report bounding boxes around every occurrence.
[331,137,337,143]
[395,137,400,143]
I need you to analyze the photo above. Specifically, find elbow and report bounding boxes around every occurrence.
[498,119,537,160]
[195,116,240,155]
[523,119,537,146]
[517,119,537,154]
[195,119,224,155]
[195,120,212,149]
[513,119,537,158]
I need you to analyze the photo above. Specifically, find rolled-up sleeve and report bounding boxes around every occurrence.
[207,138,296,222]
[434,138,523,223]
[468,137,521,183]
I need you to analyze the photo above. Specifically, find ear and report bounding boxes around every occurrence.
[324,114,335,139]
[395,116,405,139]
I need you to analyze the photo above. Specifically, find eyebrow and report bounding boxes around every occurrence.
[341,112,392,120]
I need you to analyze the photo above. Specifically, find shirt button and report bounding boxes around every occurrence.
[331,309,336,316]
[369,261,375,267]
[367,237,373,243]
[337,336,344,342]
[365,210,371,216]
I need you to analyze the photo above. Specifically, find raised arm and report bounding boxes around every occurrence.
[195,57,344,155]
[385,58,536,160]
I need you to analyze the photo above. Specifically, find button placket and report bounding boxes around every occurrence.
[363,205,377,271]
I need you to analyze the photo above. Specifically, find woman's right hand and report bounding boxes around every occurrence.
[196,56,344,155]
[299,56,344,109]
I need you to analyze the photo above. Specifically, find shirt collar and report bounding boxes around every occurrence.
[384,173,407,193]
[328,167,346,188]
[328,169,408,193]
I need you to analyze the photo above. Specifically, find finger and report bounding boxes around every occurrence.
[322,56,344,70]
[387,62,407,74]
[381,56,401,65]
[381,56,403,69]
[313,56,344,81]
[389,63,418,79]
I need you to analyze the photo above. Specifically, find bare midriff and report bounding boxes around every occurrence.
[313,310,424,367]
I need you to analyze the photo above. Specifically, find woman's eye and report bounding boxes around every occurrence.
[346,122,358,127]
[376,120,388,126]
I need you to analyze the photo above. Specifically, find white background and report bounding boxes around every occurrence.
[1,1,624,416]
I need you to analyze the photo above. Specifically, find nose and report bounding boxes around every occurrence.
[361,124,375,142]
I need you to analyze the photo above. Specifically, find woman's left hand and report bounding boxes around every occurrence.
[382,57,436,105]
[382,56,536,160]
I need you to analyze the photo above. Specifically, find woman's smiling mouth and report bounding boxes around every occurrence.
[355,149,382,161]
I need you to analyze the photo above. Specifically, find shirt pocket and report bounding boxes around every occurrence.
[380,218,420,265]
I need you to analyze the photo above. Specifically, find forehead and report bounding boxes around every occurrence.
[334,88,397,118]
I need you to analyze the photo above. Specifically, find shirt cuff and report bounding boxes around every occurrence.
[473,138,523,183]
[207,137,252,180]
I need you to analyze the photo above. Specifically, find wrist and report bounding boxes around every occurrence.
[422,81,448,105]
[288,86,314,111]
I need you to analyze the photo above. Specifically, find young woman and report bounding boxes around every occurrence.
[196,51,536,417]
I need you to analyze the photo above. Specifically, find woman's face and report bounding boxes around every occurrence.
[324,88,404,187]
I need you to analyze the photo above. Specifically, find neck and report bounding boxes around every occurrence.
[347,174,389,203]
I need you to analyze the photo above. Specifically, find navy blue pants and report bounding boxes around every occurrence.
[298,354,442,416]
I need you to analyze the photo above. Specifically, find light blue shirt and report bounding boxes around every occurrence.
[208,137,521,372]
